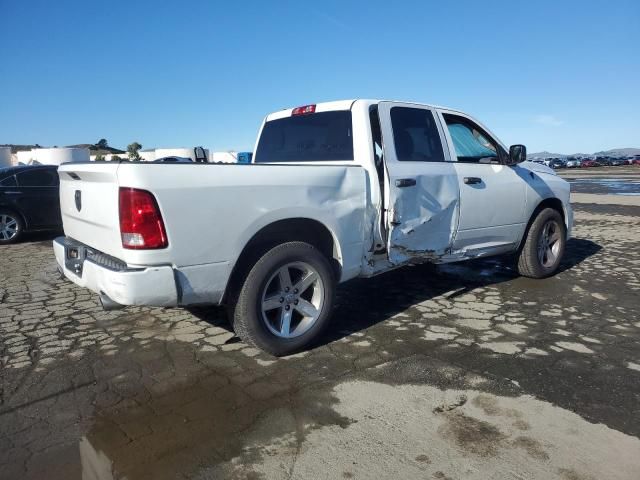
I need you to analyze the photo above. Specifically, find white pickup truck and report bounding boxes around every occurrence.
[54,100,572,355]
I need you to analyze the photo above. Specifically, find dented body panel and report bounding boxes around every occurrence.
[377,101,461,264]
[385,162,460,264]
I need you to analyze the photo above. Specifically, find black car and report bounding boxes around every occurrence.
[609,158,625,166]
[549,158,566,169]
[593,157,611,166]
[0,165,62,244]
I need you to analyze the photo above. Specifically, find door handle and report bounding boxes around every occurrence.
[4,191,23,194]
[395,178,416,188]
[463,177,482,185]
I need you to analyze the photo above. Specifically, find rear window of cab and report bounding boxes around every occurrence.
[255,111,354,163]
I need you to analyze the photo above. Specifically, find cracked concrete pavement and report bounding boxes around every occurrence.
[1,167,640,479]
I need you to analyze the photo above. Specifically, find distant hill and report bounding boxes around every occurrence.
[592,148,640,157]
[528,148,640,159]
[528,151,567,159]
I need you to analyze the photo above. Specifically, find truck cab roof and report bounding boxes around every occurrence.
[265,99,465,122]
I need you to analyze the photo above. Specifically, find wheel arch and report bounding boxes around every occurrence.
[222,217,342,304]
[517,197,566,251]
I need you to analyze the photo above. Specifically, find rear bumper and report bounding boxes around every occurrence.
[53,237,179,307]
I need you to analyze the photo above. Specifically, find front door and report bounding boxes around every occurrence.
[438,110,526,253]
[378,102,460,264]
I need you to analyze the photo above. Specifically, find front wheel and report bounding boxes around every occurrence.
[230,241,336,356]
[517,208,566,278]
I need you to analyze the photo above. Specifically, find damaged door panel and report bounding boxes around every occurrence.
[388,173,460,263]
[377,102,461,264]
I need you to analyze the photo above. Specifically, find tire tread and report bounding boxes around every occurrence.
[517,207,565,278]
[229,241,335,356]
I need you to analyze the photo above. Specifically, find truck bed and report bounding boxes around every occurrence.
[57,162,369,304]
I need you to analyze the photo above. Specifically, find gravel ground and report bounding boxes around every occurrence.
[1,167,639,480]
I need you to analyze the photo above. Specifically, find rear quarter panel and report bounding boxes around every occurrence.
[115,163,369,280]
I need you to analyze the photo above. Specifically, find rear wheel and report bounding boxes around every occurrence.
[517,208,566,278]
[0,210,24,245]
[230,241,336,356]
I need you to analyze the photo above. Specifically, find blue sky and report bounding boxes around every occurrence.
[1,0,638,153]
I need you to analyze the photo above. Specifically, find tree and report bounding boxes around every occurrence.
[127,142,142,161]
[97,139,108,149]
[95,152,105,161]
[111,155,122,162]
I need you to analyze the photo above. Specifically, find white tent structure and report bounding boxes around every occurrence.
[211,151,238,163]
[15,150,35,165]
[13,147,89,166]
[0,147,11,167]
[31,147,89,165]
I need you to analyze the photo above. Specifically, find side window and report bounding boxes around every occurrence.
[443,114,503,164]
[16,169,59,187]
[0,175,17,187]
[390,107,445,162]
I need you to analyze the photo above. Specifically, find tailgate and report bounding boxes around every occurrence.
[58,163,123,259]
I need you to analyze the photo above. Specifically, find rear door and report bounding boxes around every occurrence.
[378,102,460,264]
[15,167,61,228]
[438,110,526,252]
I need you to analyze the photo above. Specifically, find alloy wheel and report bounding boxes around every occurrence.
[538,220,561,268]
[0,214,18,241]
[260,261,325,339]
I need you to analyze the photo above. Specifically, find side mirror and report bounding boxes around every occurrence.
[508,144,527,165]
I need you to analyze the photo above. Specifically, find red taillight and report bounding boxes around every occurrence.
[291,104,316,116]
[119,188,168,249]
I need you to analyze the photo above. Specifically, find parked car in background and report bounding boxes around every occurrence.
[549,158,566,169]
[153,156,194,163]
[566,158,582,168]
[609,158,625,166]
[581,159,598,168]
[54,99,572,355]
[0,165,62,244]
[632,157,640,166]
[594,157,611,167]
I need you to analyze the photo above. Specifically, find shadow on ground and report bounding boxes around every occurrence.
[189,237,603,349]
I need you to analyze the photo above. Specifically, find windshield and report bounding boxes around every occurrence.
[447,123,497,161]
[254,110,354,163]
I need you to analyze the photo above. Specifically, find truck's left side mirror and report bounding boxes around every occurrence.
[508,144,527,165]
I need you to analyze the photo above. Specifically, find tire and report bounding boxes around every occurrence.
[230,241,336,356]
[517,208,566,278]
[0,209,24,245]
